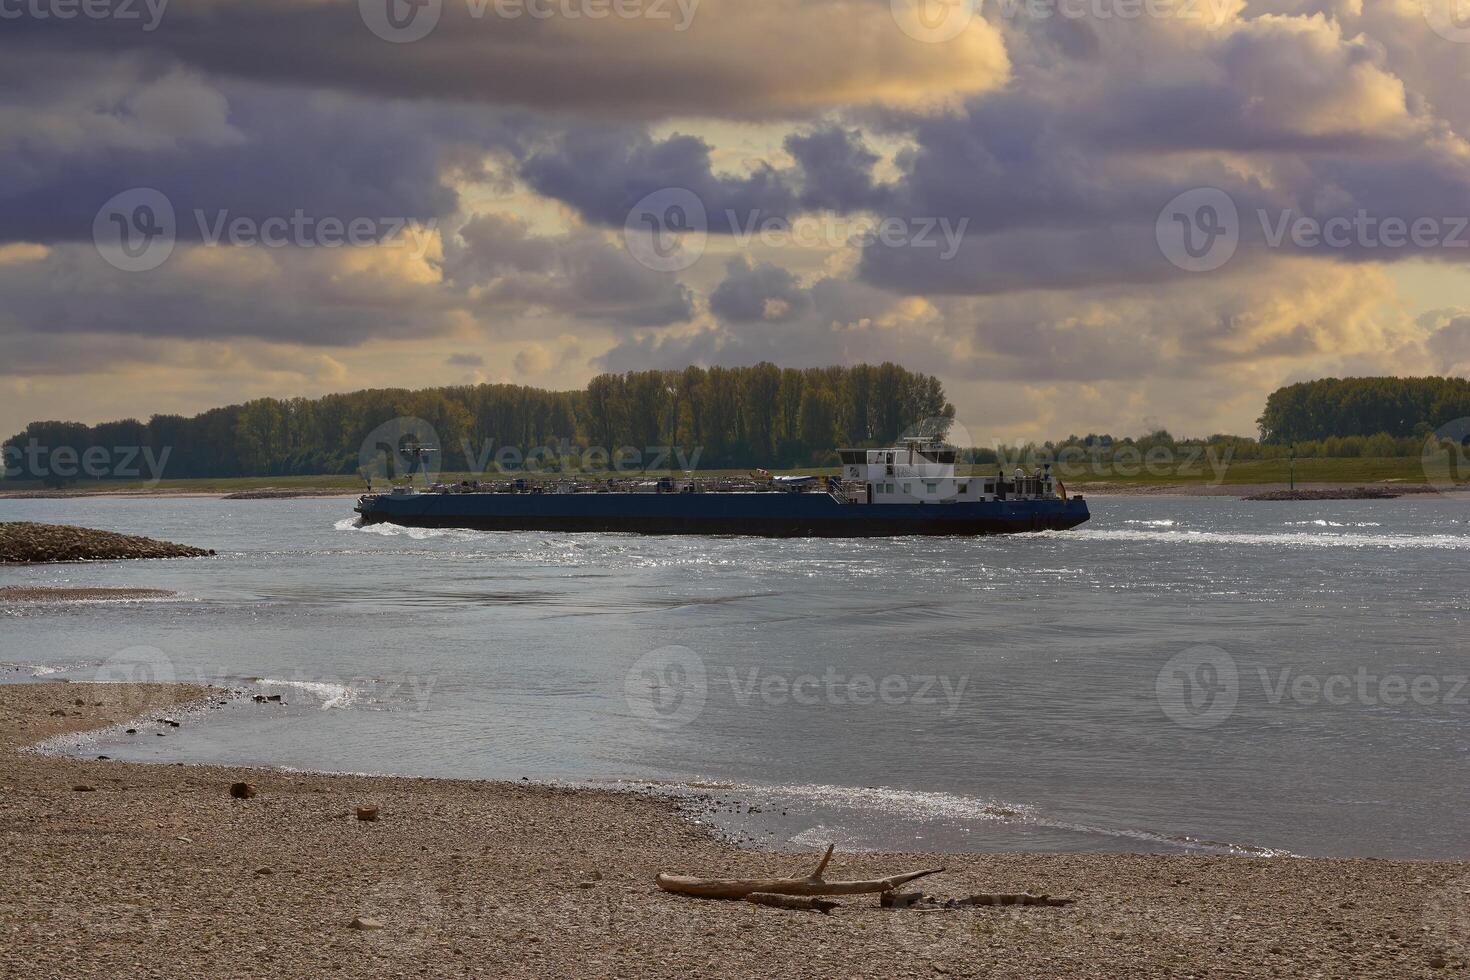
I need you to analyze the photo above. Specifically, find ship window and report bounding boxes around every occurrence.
[959,483,968,493]
[903,482,911,494]
[926,482,937,493]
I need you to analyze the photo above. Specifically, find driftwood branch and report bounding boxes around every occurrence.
[745,893,839,913]
[656,843,945,900]
[883,890,1075,909]
[960,893,1074,907]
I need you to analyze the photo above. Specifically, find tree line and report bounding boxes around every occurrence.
[3,364,954,483]
[1256,377,1470,444]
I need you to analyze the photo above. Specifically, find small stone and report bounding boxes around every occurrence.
[73,699,85,706]
[49,709,66,717]
[255,867,274,876]
[267,695,283,703]
[230,782,258,800]
[356,806,380,822]
[1428,956,1447,969]
[577,881,596,890]
[125,729,137,735]
[72,784,96,792]
[349,916,384,931]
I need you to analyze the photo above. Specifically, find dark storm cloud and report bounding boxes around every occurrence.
[518,128,797,234]
[708,257,811,323]
[783,126,886,213]
[0,0,1008,120]
[0,55,532,244]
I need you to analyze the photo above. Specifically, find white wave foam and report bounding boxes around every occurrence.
[0,662,76,677]
[1284,520,1383,528]
[1123,519,1178,526]
[255,678,358,710]
[701,781,1293,857]
[1057,528,1467,550]
[334,518,447,540]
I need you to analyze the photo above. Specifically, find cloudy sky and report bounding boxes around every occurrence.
[3,0,1469,443]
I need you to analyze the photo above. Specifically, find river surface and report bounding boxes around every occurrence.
[2,494,1467,858]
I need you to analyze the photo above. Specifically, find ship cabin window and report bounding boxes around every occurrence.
[925,482,938,493]
[837,450,865,465]
[959,483,969,494]
[903,482,911,494]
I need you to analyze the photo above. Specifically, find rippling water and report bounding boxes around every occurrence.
[2,494,1467,858]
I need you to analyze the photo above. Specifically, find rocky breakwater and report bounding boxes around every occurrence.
[0,522,214,563]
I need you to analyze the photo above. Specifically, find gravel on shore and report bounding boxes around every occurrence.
[0,522,214,563]
[1240,486,1436,501]
[1,682,1465,979]
[0,586,177,602]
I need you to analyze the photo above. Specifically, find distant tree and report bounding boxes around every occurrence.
[3,363,956,478]
[1258,377,1470,443]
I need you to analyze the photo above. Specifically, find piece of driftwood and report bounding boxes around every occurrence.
[656,844,944,900]
[883,890,1075,910]
[745,893,839,914]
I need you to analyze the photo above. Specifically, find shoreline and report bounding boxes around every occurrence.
[2,482,1466,501]
[2,682,1465,977]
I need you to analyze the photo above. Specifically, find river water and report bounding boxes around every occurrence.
[2,494,1466,858]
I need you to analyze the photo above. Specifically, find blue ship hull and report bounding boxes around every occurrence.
[355,491,1090,537]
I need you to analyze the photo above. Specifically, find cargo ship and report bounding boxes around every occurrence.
[353,439,1089,537]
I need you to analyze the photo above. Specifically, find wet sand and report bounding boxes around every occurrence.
[1,682,1465,978]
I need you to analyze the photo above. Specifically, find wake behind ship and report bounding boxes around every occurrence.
[354,439,1090,538]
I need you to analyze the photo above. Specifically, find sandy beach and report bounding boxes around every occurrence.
[0,682,1464,978]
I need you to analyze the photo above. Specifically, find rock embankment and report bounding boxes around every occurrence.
[0,523,214,563]
[1242,486,1438,501]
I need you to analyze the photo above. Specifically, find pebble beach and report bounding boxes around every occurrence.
[1,682,1465,979]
